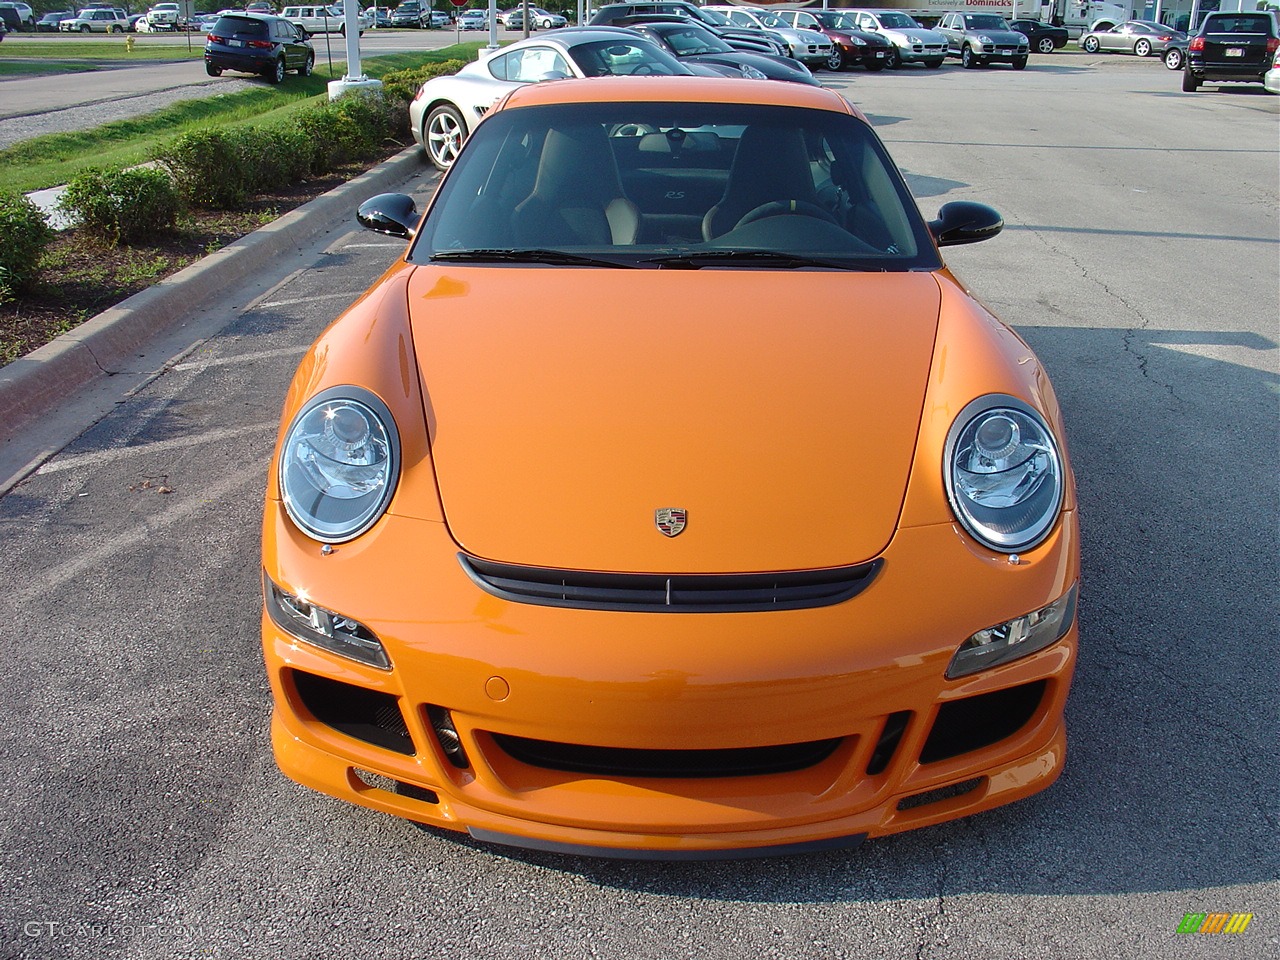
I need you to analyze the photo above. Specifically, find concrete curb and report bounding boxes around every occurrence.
[0,146,428,442]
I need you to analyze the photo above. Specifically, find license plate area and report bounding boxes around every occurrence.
[1226,47,1244,56]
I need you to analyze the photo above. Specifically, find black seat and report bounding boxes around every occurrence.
[702,125,818,241]
[511,125,640,247]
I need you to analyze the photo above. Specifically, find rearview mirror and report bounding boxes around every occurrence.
[357,193,418,239]
[928,201,1003,247]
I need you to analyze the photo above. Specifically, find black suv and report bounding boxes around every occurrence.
[1183,11,1279,91]
[204,13,314,83]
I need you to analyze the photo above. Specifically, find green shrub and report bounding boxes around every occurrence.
[155,128,261,209]
[250,126,314,193]
[57,167,181,246]
[380,60,467,116]
[333,88,401,142]
[0,191,53,302]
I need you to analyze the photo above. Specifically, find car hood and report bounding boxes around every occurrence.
[404,267,941,573]
[685,51,818,82]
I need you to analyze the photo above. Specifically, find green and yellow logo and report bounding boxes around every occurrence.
[1177,913,1253,934]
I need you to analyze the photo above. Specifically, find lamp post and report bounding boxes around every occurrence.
[328,0,383,99]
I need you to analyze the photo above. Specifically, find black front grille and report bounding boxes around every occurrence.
[459,554,883,613]
[492,734,842,778]
[291,670,415,755]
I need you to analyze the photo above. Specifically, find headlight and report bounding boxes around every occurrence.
[279,386,400,543]
[850,36,865,46]
[976,34,994,44]
[944,395,1064,552]
[947,585,1077,678]
[739,63,768,79]
[264,575,391,669]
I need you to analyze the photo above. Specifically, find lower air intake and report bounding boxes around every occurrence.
[492,734,842,778]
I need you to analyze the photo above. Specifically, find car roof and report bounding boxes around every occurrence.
[496,74,857,113]
[509,25,655,44]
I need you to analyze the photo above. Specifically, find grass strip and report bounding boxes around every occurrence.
[0,39,205,60]
[0,45,481,195]
[0,61,102,76]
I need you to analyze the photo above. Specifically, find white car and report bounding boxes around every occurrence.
[409,27,698,171]
[530,7,566,28]
[702,5,832,65]
[844,9,948,69]
[280,4,369,34]
[1266,47,1280,94]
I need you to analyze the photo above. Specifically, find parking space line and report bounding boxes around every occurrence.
[256,292,365,309]
[15,468,262,605]
[172,346,308,372]
[36,423,277,475]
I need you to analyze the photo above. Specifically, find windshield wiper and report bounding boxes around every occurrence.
[430,248,637,268]
[644,250,851,270]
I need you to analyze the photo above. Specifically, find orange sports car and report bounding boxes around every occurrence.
[262,76,1080,858]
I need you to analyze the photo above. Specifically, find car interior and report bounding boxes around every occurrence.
[416,103,927,264]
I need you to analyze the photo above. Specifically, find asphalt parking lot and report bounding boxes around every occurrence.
[0,54,1276,959]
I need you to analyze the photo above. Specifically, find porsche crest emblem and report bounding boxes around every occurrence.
[655,508,688,538]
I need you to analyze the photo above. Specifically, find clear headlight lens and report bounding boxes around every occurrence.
[739,63,768,79]
[947,585,1077,678]
[945,395,1064,552]
[264,575,391,669]
[279,386,400,543]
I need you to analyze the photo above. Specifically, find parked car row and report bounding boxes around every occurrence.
[0,1,35,30]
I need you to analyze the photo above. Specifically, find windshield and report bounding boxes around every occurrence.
[817,12,856,30]
[963,15,1009,29]
[695,7,730,26]
[411,102,939,272]
[877,13,920,28]
[657,24,730,55]
[570,39,687,76]
[758,12,789,28]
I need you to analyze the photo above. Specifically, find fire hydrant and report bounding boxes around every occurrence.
[125,35,135,53]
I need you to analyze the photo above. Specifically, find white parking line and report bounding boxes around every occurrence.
[16,468,262,604]
[172,345,307,372]
[256,292,362,309]
[36,423,277,475]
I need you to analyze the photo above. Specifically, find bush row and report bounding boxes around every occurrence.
[0,192,53,305]
[45,58,467,249]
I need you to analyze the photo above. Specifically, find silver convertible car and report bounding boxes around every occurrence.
[410,28,701,171]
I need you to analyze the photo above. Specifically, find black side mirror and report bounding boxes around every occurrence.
[357,193,418,239]
[928,201,1003,247]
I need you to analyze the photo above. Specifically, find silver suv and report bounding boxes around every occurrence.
[844,9,947,69]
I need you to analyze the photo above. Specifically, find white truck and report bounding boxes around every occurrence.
[143,2,181,29]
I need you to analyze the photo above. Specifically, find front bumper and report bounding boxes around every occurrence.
[897,43,946,62]
[263,501,1079,857]
[205,49,272,74]
[846,43,890,67]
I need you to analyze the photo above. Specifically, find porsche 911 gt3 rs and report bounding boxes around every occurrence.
[263,76,1080,859]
